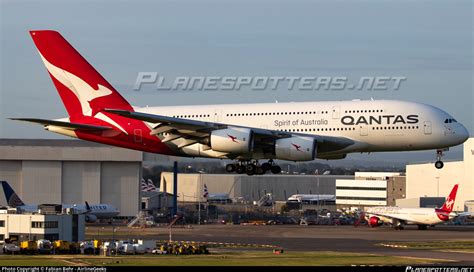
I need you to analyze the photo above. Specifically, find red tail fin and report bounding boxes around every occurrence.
[441,184,458,212]
[29,30,133,118]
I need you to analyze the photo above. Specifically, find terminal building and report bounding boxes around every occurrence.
[0,209,85,242]
[335,172,406,207]
[0,139,142,217]
[402,137,474,212]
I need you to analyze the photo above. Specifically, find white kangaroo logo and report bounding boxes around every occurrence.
[40,53,111,116]
[39,53,127,134]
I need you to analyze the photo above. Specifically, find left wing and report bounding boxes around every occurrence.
[104,109,355,155]
[10,118,113,131]
[365,211,406,222]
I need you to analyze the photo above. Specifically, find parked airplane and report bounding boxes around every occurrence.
[1,181,119,222]
[12,30,470,175]
[364,184,471,230]
[287,194,335,205]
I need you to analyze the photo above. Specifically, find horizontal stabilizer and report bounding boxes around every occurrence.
[10,118,112,131]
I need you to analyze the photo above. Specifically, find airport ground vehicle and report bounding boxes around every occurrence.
[80,241,95,254]
[157,243,209,255]
[20,241,38,254]
[52,240,81,254]
[3,243,20,254]
[37,239,52,254]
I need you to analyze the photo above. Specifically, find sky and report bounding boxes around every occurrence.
[0,0,472,165]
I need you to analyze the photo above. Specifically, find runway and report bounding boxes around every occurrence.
[88,224,474,265]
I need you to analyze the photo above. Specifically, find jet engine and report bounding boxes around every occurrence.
[85,214,97,223]
[210,127,253,154]
[368,216,383,227]
[317,153,347,160]
[275,136,316,161]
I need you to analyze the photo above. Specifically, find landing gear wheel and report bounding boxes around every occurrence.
[225,164,236,173]
[271,165,281,174]
[236,165,245,174]
[261,163,271,172]
[395,225,404,230]
[434,149,445,169]
[255,166,264,175]
[246,164,256,176]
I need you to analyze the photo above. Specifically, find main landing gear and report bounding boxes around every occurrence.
[435,149,445,169]
[225,160,282,176]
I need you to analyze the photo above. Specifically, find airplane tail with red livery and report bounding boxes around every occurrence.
[440,184,458,213]
[29,30,133,118]
[435,184,459,221]
[11,30,172,155]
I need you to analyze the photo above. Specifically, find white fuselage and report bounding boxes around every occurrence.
[18,204,119,219]
[136,99,468,160]
[365,206,453,225]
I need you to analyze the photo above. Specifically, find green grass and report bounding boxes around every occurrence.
[379,240,474,250]
[0,256,68,266]
[0,251,448,266]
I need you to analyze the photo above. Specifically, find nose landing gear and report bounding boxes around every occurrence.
[435,149,445,169]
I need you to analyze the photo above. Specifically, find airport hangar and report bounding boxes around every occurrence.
[0,139,142,217]
[160,172,352,204]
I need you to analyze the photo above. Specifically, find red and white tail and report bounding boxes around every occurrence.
[441,184,458,212]
[29,30,133,118]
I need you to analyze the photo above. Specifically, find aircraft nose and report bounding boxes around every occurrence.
[458,123,469,142]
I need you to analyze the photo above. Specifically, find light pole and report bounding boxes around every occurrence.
[317,178,320,211]
[435,176,440,197]
[198,173,202,225]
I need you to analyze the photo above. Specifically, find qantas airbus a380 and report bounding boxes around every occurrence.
[12,30,469,175]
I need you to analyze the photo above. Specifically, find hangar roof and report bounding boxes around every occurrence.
[0,138,143,161]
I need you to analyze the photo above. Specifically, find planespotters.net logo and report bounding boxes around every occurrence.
[133,73,407,92]
[406,266,474,272]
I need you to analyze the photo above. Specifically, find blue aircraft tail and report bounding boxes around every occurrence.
[1,181,25,207]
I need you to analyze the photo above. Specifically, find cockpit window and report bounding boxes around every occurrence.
[444,118,457,124]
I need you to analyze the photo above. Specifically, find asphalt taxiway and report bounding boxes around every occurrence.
[87,224,474,265]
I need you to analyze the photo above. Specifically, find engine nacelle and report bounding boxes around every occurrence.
[317,153,347,160]
[85,214,97,223]
[368,216,383,227]
[210,127,253,154]
[275,136,316,161]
